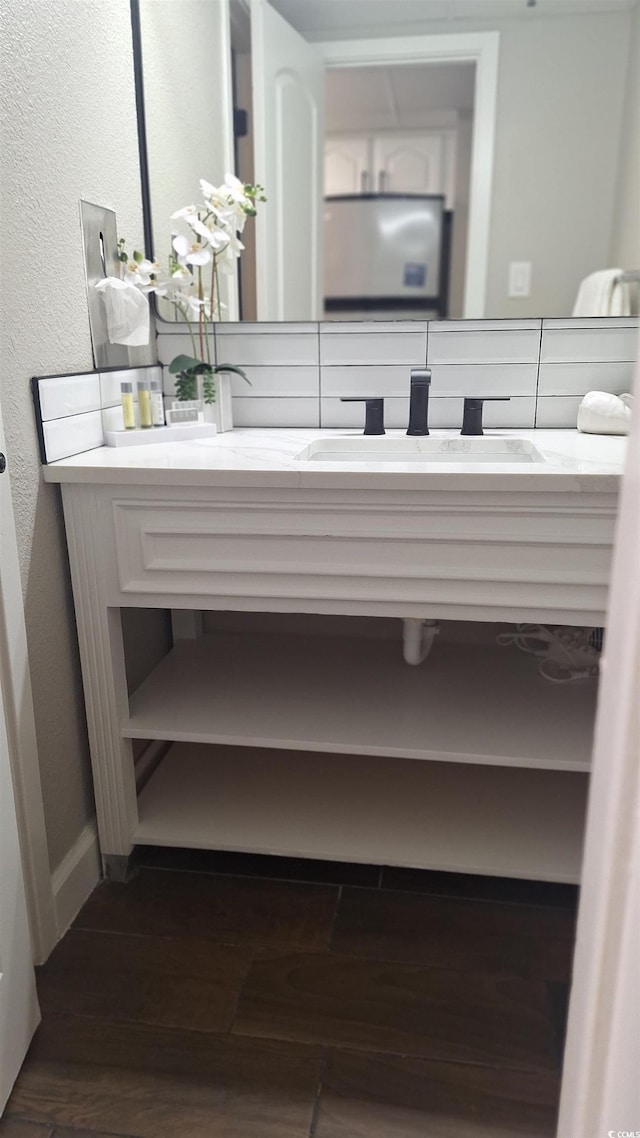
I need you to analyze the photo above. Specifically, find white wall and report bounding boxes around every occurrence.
[484,12,629,317]
[610,0,640,280]
[0,0,146,871]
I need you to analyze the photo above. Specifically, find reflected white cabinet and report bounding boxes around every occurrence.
[325,131,456,205]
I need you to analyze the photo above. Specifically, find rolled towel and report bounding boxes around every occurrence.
[577,390,633,436]
[572,269,631,317]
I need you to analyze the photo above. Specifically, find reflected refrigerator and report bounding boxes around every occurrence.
[323,193,448,320]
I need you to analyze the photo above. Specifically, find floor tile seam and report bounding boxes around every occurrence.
[34,1004,269,1042]
[135,863,355,890]
[227,1025,559,1076]
[326,884,343,953]
[344,879,578,917]
[2,1119,54,1138]
[46,925,255,951]
[241,943,558,985]
[378,884,578,917]
[308,1046,329,1137]
[66,924,330,952]
[227,944,261,1033]
[323,942,573,979]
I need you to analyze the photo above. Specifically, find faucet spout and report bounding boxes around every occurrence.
[406,368,431,436]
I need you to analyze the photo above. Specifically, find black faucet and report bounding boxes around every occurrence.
[340,397,385,435]
[407,368,431,436]
[461,397,510,436]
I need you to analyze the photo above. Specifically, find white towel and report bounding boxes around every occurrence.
[577,390,633,435]
[572,269,631,317]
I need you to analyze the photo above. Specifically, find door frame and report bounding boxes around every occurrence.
[318,32,500,320]
[0,405,57,964]
[557,347,640,1134]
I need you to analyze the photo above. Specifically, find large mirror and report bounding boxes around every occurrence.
[133,0,640,322]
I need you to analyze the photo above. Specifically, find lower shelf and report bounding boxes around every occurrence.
[134,743,588,883]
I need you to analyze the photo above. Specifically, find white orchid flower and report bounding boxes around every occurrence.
[172,233,211,267]
[171,204,198,221]
[215,232,245,273]
[121,257,159,290]
[223,172,251,206]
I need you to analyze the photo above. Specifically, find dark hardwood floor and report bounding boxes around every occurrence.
[2,850,577,1137]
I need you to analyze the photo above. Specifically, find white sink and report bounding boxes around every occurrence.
[296,437,546,465]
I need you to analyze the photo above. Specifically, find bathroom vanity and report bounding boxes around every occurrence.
[44,428,625,883]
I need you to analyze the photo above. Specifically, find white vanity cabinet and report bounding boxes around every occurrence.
[46,432,621,883]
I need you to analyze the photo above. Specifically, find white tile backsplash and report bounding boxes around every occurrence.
[42,410,104,462]
[535,397,582,429]
[429,364,538,398]
[213,332,319,366]
[232,398,319,428]
[38,373,100,421]
[216,321,318,336]
[428,328,540,365]
[320,331,427,366]
[540,327,637,363]
[321,366,412,398]
[40,319,633,441]
[320,320,427,334]
[229,366,319,397]
[430,320,542,333]
[538,361,635,397]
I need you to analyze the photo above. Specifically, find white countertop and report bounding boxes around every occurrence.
[42,428,627,492]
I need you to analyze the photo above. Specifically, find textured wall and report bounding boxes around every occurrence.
[0,0,146,869]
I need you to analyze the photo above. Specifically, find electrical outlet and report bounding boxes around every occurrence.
[508,262,532,298]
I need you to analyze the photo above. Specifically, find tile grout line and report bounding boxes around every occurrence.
[327,884,343,953]
[308,1046,329,1137]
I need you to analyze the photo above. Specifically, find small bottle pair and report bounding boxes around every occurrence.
[121,377,165,430]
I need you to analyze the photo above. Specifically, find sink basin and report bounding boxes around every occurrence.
[297,437,546,465]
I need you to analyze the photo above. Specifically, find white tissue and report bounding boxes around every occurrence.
[94,277,150,346]
[577,390,633,436]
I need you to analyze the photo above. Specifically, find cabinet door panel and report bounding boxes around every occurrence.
[374,134,445,195]
[325,136,371,195]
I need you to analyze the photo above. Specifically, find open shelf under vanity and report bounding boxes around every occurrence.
[126,626,596,884]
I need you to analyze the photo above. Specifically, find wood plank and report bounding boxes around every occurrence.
[232,952,558,1072]
[0,1123,51,1137]
[135,745,587,883]
[73,869,338,952]
[37,930,252,1033]
[125,635,596,771]
[331,888,575,981]
[313,1049,559,1138]
[6,1013,322,1138]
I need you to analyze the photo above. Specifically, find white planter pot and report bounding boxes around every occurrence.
[198,372,233,432]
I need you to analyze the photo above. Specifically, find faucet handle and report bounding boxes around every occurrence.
[410,368,431,386]
[461,397,510,436]
[340,397,385,436]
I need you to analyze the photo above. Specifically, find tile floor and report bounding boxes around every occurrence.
[1,850,577,1138]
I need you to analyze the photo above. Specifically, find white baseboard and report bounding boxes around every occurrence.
[52,820,102,940]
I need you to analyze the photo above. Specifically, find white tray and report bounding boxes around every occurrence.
[105,423,217,447]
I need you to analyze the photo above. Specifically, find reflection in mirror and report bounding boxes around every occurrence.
[134,0,640,322]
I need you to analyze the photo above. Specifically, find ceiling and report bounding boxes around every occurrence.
[269,0,638,40]
[326,62,475,132]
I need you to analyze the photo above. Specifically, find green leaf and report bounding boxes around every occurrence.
[213,363,252,386]
[168,354,204,374]
[133,249,144,263]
